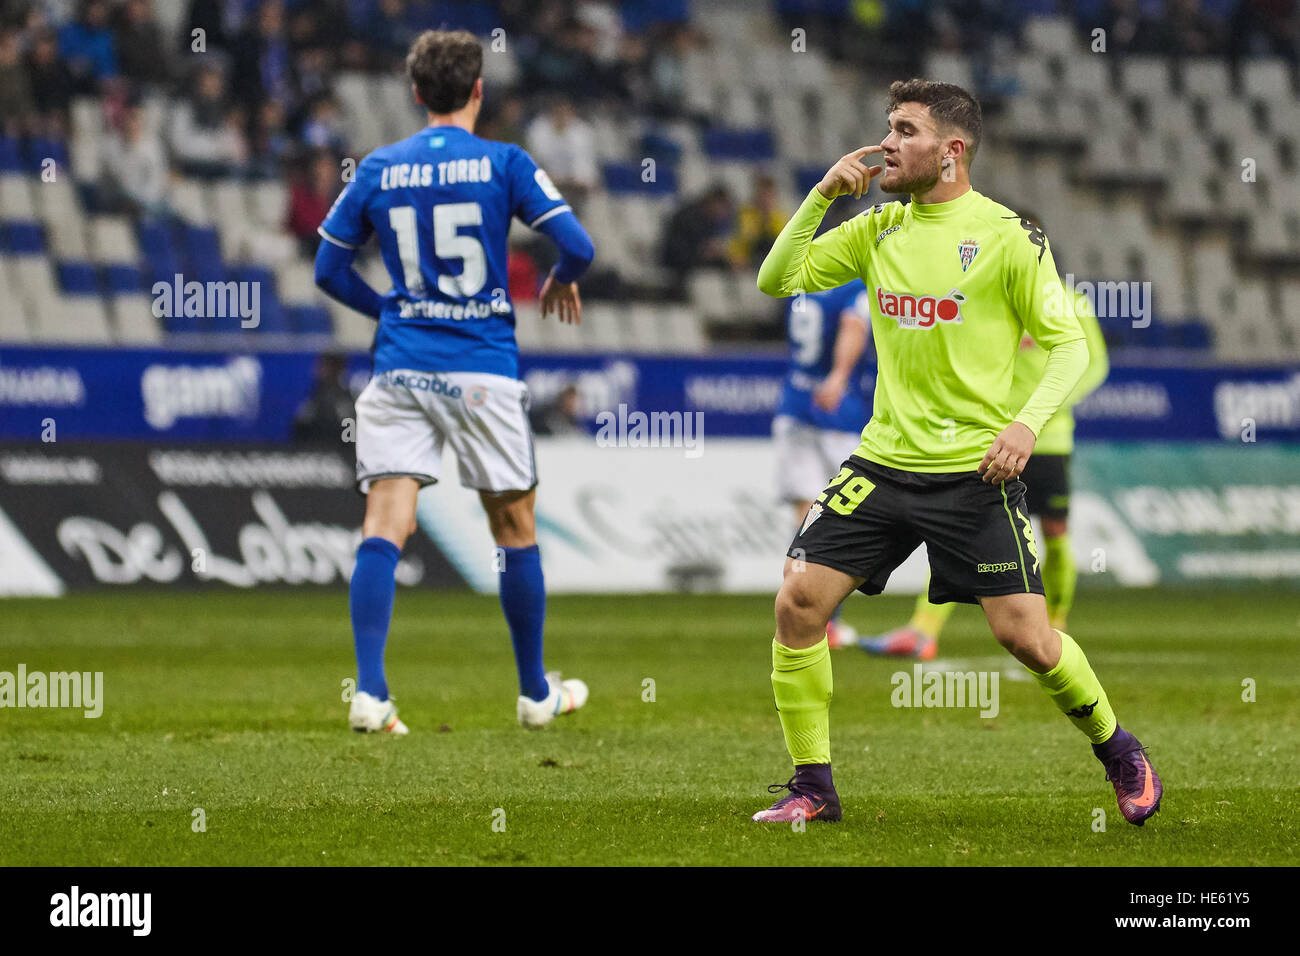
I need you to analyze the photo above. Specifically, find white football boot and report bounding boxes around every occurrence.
[349,690,409,734]
[517,672,588,729]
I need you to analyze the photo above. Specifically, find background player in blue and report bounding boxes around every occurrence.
[772,280,870,648]
[313,30,595,733]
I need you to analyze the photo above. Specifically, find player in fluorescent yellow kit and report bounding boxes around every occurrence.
[864,255,1109,659]
[751,80,1161,827]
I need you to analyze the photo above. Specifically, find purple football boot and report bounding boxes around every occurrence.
[751,764,842,823]
[1094,727,1163,826]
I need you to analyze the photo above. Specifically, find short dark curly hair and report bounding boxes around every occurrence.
[887,78,982,164]
[406,29,482,114]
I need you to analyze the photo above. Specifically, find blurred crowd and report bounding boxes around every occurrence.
[0,0,1295,296]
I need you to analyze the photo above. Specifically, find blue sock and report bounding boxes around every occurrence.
[350,536,401,701]
[498,544,549,701]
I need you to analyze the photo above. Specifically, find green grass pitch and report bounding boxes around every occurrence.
[1,589,1295,866]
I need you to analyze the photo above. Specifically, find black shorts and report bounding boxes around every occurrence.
[789,455,1045,606]
[1019,453,1070,520]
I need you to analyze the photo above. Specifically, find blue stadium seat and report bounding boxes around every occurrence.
[23,138,68,174]
[57,261,100,294]
[1,221,46,255]
[184,226,226,283]
[602,161,677,195]
[621,0,689,31]
[288,305,333,334]
[0,137,21,173]
[136,219,182,285]
[232,266,286,333]
[1172,321,1212,350]
[701,127,776,161]
[104,264,144,294]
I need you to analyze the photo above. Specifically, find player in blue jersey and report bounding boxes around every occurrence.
[313,30,595,733]
[773,280,871,649]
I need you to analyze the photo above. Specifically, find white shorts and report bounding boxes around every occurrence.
[354,370,537,494]
[773,414,862,503]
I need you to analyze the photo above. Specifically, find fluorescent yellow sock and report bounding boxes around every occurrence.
[1029,631,1117,744]
[909,571,954,639]
[771,637,832,765]
[1043,533,1077,630]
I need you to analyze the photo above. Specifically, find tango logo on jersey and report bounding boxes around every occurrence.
[959,238,979,272]
[876,287,966,329]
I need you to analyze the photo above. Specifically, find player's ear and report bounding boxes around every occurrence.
[410,82,424,108]
[471,77,483,102]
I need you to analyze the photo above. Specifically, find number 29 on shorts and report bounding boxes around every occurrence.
[816,466,876,515]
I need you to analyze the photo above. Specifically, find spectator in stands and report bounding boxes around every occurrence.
[479,93,528,146]
[529,383,584,437]
[1231,0,1300,61]
[1153,0,1224,56]
[113,0,171,88]
[58,0,118,93]
[247,97,293,179]
[183,0,235,57]
[507,244,542,302]
[525,96,599,211]
[361,0,414,70]
[729,173,788,270]
[647,23,692,118]
[1098,0,1165,54]
[300,94,348,153]
[231,0,294,111]
[660,184,736,280]
[25,27,77,137]
[100,100,171,218]
[292,352,355,445]
[0,28,34,137]
[168,62,248,178]
[287,149,342,257]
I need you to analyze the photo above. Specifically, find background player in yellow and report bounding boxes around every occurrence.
[864,234,1109,659]
[750,80,1162,828]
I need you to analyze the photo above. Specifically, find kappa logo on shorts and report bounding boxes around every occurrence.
[977,561,1019,573]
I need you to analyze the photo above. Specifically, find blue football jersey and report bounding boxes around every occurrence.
[775,280,872,433]
[318,125,570,378]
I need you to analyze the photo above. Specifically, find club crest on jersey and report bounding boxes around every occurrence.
[876,287,967,329]
[959,239,979,272]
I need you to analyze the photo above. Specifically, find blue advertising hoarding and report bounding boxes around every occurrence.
[1,345,1297,443]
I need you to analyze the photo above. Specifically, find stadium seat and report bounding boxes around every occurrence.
[326,297,377,350]
[1023,16,1077,56]
[0,175,36,221]
[109,293,163,344]
[0,260,32,342]
[168,179,212,226]
[56,262,99,295]
[1180,58,1230,97]
[35,296,114,345]
[87,216,140,265]
[1119,56,1173,97]
[1240,58,1292,100]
